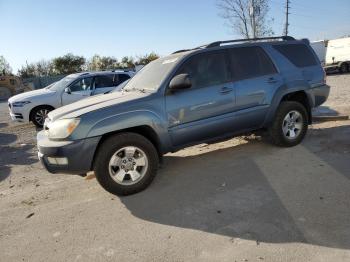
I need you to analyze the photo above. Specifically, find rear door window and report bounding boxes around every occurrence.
[176,51,229,89]
[94,75,114,88]
[273,43,317,67]
[228,46,277,81]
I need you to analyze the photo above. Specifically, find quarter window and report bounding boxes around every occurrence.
[69,77,93,92]
[175,51,229,89]
[228,46,277,81]
[273,44,317,67]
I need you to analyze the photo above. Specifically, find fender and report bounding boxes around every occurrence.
[262,80,314,127]
[82,110,172,153]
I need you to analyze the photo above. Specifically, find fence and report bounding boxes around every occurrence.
[22,75,66,90]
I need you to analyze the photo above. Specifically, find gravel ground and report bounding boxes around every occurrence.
[320,73,350,115]
[0,74,349,262]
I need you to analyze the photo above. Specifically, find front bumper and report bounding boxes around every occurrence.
[8,104,29,122]
[37,130,101,174]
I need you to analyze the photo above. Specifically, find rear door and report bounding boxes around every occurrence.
[165,50,235,147]
[228,46,281,129]
[93,74,116,95]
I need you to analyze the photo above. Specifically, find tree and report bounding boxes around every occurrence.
[17,60,54,78]
[52,53,86,74]
[87,55,120,71]
[0,56,12,75]
[119,56,135,69]
[217,0,274,39]
[135,52,159,65]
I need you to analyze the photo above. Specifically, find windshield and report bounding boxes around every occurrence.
[123,55,181,92]
[46,75,77,91]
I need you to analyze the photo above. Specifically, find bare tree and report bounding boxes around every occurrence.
[0,55,12,75]
[217,0,274,39]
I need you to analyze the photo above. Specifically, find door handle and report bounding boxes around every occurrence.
[219,87,233,94]
[266,77,278,84]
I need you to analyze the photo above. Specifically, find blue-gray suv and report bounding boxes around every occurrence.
[37,36,330,195]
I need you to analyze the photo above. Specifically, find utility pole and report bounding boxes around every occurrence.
[249,0,260,38]
[284,0,290,36]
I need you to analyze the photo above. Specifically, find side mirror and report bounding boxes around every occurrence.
[169,74,192,91]
[64,87,71,94]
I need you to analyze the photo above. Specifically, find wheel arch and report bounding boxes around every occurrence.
[280,91,312,124]
[29,104,55,122]
[90,125,163,171]
[264,88,313,127]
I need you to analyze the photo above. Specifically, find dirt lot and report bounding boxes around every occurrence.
[0,74,349,262]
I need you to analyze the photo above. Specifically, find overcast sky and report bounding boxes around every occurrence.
[1,0,350,72]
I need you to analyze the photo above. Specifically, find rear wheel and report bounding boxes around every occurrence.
[30,106,53,128]
[94,133,159,196]
[269,101,308,147]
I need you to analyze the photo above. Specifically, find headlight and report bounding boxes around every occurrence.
[12,101,31,107]
[48,118,80,139]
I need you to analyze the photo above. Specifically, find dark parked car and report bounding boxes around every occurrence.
[37,36,330,195]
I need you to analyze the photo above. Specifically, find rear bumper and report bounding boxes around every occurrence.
[310,84,330,108]
[37,130,101,174]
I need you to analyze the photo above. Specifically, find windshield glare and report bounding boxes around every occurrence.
[123,55,181,92]
[46,75,77,91]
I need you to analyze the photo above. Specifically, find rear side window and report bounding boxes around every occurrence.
[95,75,114,88]
[273,44,317,67]
[176,51,229,89]
[228,46,277,81]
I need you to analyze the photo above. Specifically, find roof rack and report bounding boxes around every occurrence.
[206,36,295,48]
[172,36,295,54]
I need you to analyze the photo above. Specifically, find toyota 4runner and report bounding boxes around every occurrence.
[37,36,330,195]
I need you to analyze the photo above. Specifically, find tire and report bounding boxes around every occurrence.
[340,63,349,74]
[30,106,53,128]
[269,101,308,147]
[93,132,159,196]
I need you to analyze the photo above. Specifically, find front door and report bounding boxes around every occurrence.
[61,77,93,105]
[165,50,236,147]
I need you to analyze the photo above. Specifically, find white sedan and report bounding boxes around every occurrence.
[8,71,134,127]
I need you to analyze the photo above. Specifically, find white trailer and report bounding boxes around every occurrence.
[325,37,350,73]
[310,40,326,65]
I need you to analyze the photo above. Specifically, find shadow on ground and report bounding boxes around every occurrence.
[121,124,350,250]
[0,130,36,182]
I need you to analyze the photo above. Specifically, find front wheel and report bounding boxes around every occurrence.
[30,106,53,128]
[269,101,308,147]
[94,133,159,196]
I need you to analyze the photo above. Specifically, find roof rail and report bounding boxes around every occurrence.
[206,36,295,48]
[172,36,295,54]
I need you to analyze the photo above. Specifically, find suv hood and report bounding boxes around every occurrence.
[8,88,55,103]
[48,91,147,121]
